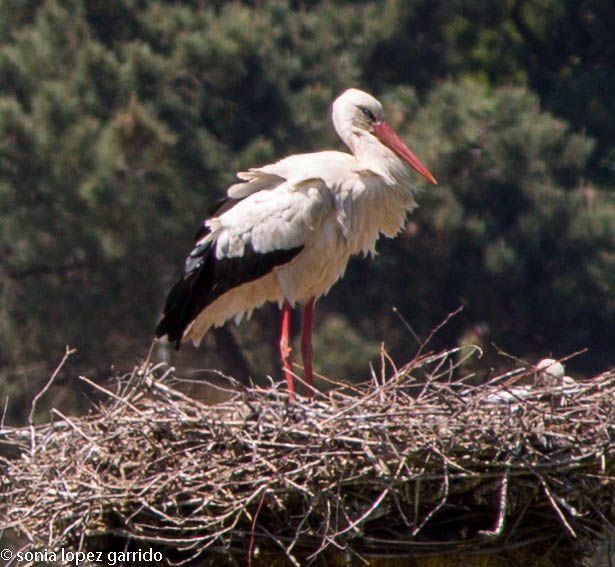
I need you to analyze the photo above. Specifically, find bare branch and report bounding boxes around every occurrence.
[28,346,75,455]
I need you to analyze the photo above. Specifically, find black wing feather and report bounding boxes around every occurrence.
[156,210,303,348]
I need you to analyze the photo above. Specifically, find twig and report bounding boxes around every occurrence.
[50,408,96,445]
[479,465,510,537]
[537,473,577,539]
[248,489,267,567]
[77,374,145,416]
[333,488,390,538]
[1,395,8,429]
[28,347,75,455]
[412,460,450,536]
[416,306,464,356]
[392,306,422,345]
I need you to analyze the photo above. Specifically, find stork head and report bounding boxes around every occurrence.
[331,88,437,185]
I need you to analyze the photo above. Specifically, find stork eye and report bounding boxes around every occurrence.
[359,106,376,122]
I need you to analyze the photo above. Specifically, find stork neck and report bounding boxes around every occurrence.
[349,130,413,188]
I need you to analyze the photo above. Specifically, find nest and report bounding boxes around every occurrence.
[1,345,615,566]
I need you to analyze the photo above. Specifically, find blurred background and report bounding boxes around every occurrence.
[0,0,613,422]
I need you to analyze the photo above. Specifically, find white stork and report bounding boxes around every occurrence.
[156,88,437,397]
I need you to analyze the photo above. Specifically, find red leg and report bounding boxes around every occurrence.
[301,297,315,398]
[279,299,295,399]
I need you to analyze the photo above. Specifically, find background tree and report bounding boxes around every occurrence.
[0,0,612,422]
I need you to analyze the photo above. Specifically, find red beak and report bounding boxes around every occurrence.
[373,121,437,185]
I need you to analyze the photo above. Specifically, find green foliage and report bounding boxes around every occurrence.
[0,0,613,418]
[311,314,381,383]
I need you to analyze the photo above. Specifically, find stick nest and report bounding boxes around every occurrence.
[1,347,615,566]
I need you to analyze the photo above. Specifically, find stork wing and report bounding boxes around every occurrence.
[227,170,285,199]
[210,177,333,258]
[156,177,334,346]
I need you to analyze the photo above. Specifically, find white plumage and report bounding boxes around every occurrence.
[156,88,437,397]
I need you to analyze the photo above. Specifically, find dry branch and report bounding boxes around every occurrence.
[1,349,615,566]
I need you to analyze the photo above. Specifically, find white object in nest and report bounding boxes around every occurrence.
[535,358,565,387]
[483,358,578,405]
